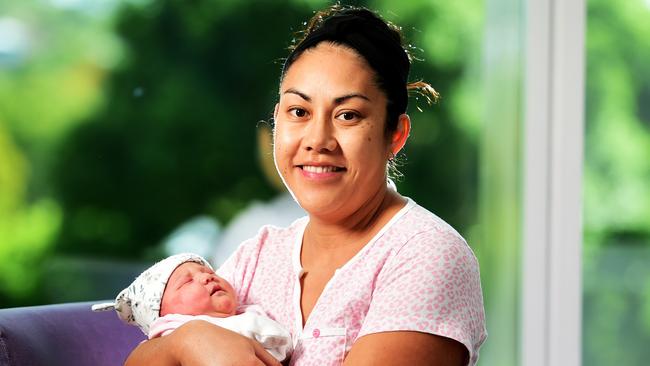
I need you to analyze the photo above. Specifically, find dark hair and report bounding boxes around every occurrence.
[281,4,439,135]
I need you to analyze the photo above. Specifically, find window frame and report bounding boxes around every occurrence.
[521,0,585,365]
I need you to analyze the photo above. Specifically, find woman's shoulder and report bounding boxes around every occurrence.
[382,199,480,271]
[360,201,486,365]
[394,198,468,248]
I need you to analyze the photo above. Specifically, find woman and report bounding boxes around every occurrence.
[126,5,486,366]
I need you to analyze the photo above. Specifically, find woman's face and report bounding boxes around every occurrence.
[274,42,394,219]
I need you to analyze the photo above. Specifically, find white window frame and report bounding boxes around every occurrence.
[521,0,585,365]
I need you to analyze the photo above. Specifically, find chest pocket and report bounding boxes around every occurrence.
[292,327,347,366]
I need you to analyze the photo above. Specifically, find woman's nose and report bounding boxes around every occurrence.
[304,113,337,152]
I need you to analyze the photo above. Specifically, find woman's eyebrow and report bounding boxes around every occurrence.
[283,88,371,104]
[283,88,311,102]
[333,93,371,105]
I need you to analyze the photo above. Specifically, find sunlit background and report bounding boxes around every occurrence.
[0,0,648,365]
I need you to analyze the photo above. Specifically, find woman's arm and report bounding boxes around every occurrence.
[124,335,177,366]
[343,331,468,366]
[124,320,281,366]
[349,231,486,365]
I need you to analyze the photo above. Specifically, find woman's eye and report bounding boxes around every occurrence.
[337,111,359,121]
[289,108,308,118]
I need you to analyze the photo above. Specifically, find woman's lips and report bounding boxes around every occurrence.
[300,165,345,173]
[298,165,346,180]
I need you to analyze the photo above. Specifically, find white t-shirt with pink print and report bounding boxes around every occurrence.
[217,198,487,366]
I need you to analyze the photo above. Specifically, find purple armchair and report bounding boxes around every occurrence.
[0,301,145,366]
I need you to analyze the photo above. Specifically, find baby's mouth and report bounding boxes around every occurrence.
[209,284,222,296]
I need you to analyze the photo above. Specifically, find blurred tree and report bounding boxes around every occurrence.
[369,0,483,231]
[51,0,320,258]
[582,0,650,365]
[584,0,650,243]
[0,0,117,306]
[0,121,61,307]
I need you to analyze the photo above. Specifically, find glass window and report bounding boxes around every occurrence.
[583,0,650,364]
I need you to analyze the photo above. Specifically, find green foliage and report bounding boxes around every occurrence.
[584,0,650,240]
[0,0,122,199]
[0,200,61,306]
[0,0,123,307]
[50,0,322,258]
[0,122,61,306]
[582,0,650,363]
[368,0,484,230]
[583,244,650,366]
[0,122,26,212]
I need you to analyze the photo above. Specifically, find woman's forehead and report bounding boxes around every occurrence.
[281,43,382,100]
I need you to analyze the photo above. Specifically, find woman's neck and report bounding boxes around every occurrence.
[303,187,405,256]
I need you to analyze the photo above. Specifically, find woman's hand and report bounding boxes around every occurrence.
[124,320,282,366]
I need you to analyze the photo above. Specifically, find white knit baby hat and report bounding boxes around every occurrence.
[92,252,213,334]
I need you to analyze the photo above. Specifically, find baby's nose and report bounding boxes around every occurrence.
[201,273,216,283]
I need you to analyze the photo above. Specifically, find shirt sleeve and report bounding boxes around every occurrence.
[356,229,487,366]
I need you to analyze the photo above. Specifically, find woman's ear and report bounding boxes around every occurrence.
[274,103,279,120]
[390,114,411,156]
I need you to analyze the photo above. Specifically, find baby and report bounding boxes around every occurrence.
[92,253,291,361]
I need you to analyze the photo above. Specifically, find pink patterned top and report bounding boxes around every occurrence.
[217,198,487,366]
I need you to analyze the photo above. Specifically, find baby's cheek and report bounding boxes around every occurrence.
[159,292,177,316]
[218,296,237,315]
[160,299,183,316]
[223,297,235,309]
[175,292,204,312]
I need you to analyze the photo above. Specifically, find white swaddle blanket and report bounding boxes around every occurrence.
[148,305,292,361]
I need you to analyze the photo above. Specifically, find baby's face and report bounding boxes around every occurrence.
[160,262,237,317]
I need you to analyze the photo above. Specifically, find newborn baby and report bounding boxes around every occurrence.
[93,253,291,361]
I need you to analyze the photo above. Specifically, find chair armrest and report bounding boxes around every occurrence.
[0,301,145,366]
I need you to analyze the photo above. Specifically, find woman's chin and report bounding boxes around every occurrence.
[295,195,349,218]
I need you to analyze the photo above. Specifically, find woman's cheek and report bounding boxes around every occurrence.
[273,129,296,168]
